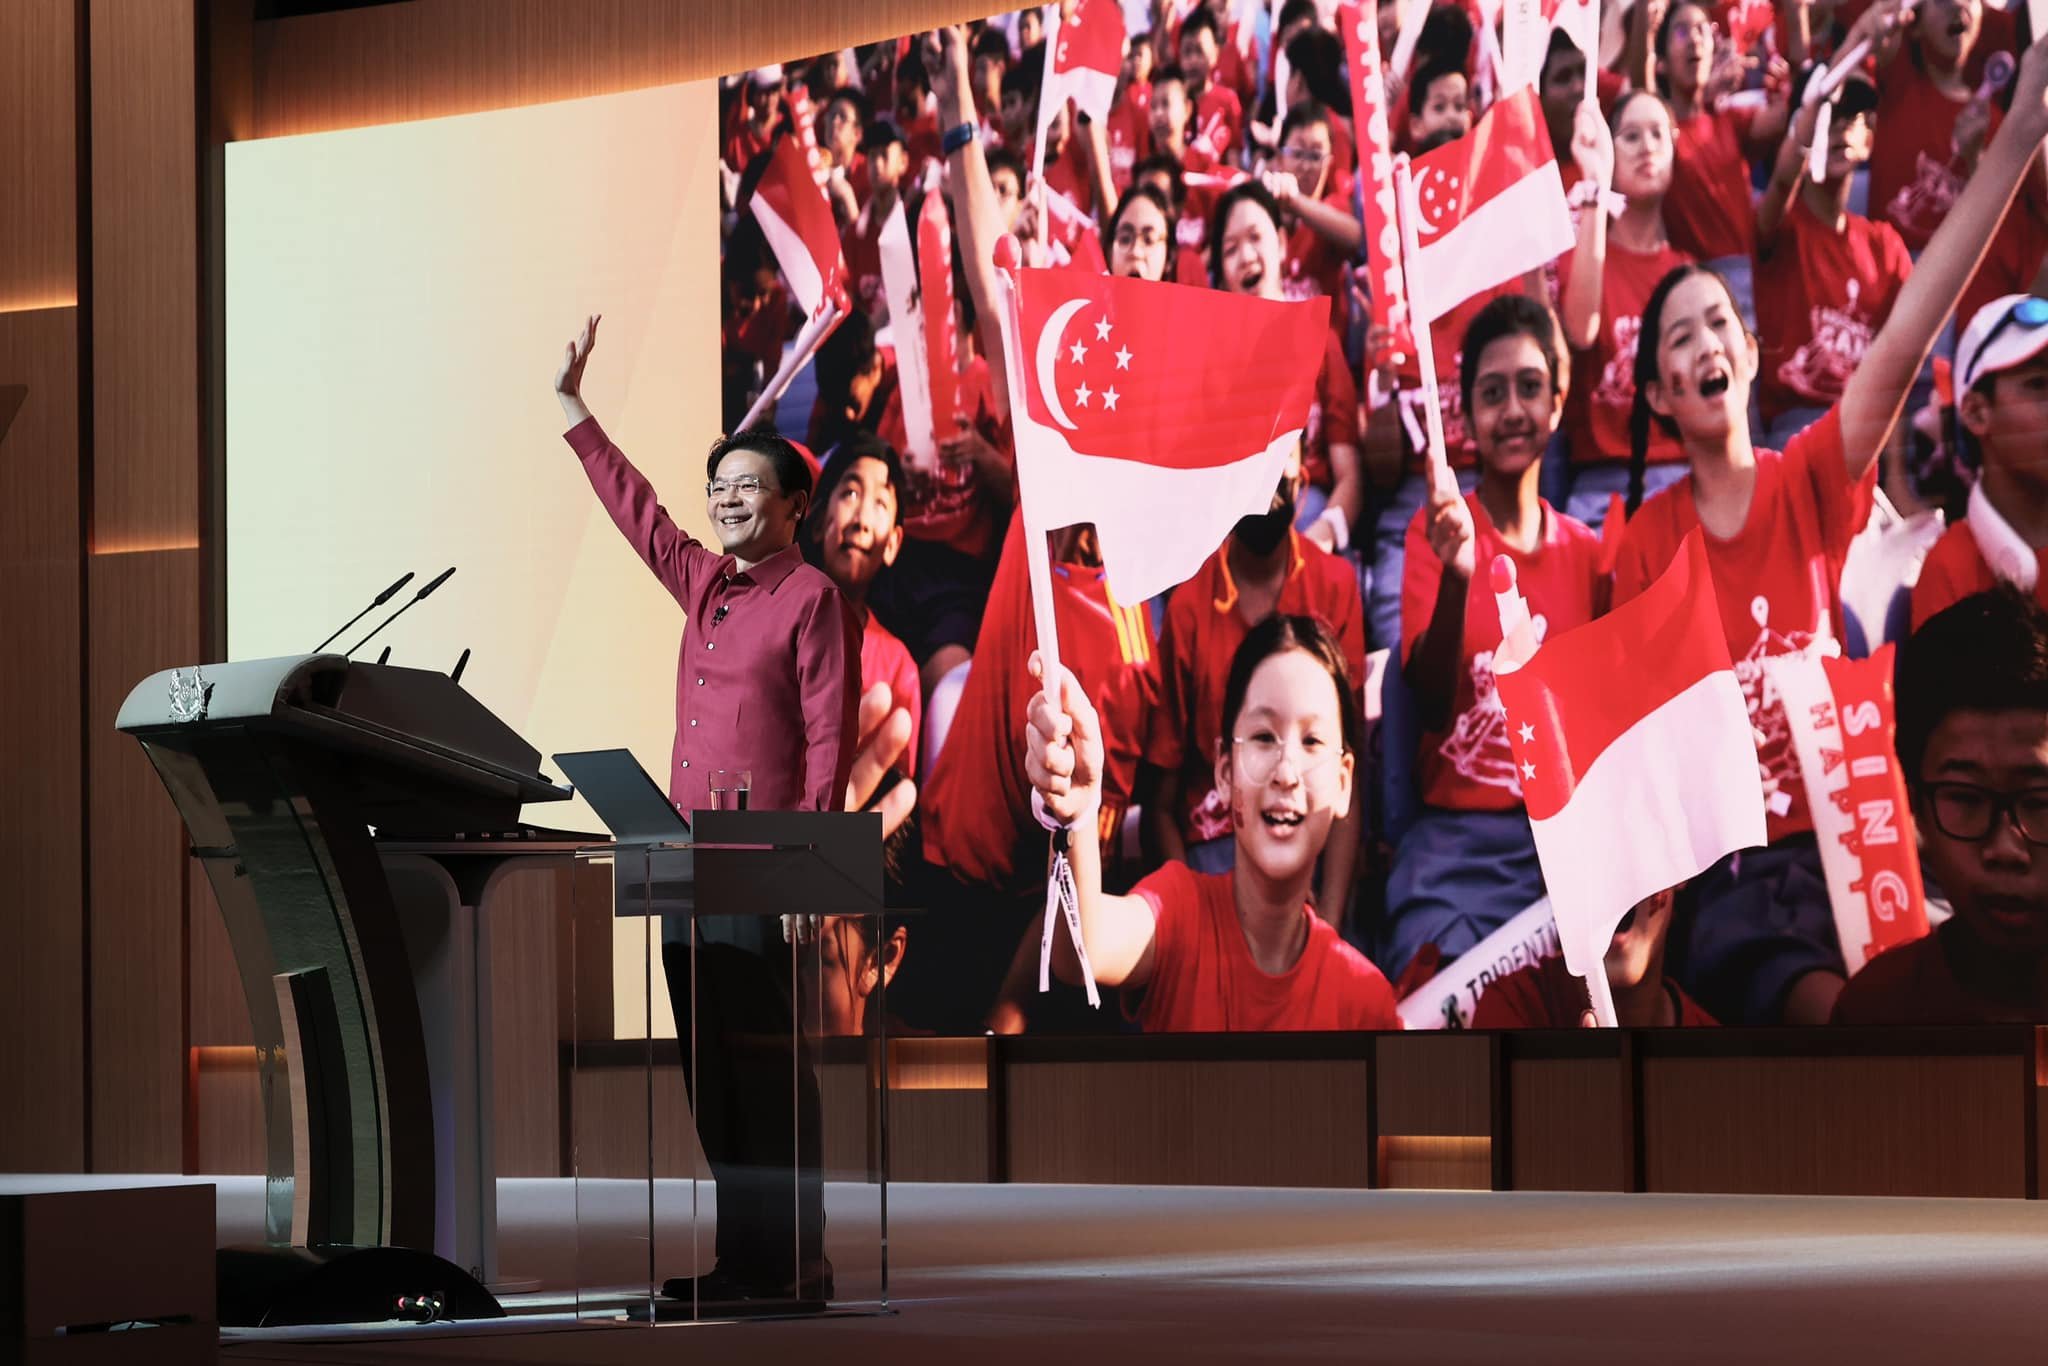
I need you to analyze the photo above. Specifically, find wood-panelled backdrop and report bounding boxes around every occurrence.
[0,0,993,1174]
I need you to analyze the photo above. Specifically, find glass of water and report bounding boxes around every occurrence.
[710,769,752,811]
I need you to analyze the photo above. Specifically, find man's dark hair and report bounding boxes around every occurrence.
[1280,97,1333,146]
[814,308,879,410]
[1132,151,1186,210]
[1409,58,1466,118]
[706,429,816,502]
[1896,587,2048,786]
[986,145,1026,187]
[1283,27,1350,115]
[862,118,906,156]
[1277,0,1319,32]
[1002,41,1046,102]
[1459,293,1566,422]
[1179,6,1222,47]
[1151,61,1190,92]
[971,25,1011,67]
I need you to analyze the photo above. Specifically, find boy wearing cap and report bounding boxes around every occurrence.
[1911,293,2048,628]
[1834,587,2048,1024]
[724,67,785,174]
[1756,69,1915,448]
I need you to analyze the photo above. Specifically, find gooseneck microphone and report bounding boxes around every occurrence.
[450,648,471,685]
[346,566,456,659]
[311,571,414,652]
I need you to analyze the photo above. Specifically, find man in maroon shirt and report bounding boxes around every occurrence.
[556,314,859,1307]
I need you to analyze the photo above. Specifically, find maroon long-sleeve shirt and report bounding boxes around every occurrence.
[566,417,859,815]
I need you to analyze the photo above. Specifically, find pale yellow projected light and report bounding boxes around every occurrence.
[227,78,726,1039]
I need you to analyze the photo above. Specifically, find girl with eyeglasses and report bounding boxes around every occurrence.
[1608,34,2048,1025]
[1026,615,1400,1031]
[1382,295,1607,982]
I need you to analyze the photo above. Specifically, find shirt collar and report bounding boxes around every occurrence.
[724,542,805,593]
[1967,480,2041,595]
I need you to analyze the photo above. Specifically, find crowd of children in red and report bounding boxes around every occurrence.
[715,0,2048,1037]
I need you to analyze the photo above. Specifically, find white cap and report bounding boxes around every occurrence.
[749,65,783,88]
[1956,293,2048,395]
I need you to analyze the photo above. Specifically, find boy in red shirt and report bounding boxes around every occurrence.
[1912,294,2048,628]
[1834,587,2048,1023]
[1866,0,1996,254]
[805,434,921,780]
[839,121,910,323]
[1755,72,1913,448]
[1030,615,1400,1032]
[1405,59,1472,152]
[1269,101,1364,313]
[1178,7,1245,162]
[1388,296,1606,979]
[1472,889,1717,1027]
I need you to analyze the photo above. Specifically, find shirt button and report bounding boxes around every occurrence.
[680,760,690,769]
[697,678,705,686]
[707,641,715,650]
[689,719,698,726]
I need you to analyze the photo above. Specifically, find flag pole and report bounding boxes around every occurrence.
[990,235,1101,1008]
[738,295,846,432]
[1392,155,1456,500]
[1583,958,1620,1029]
[1029,3,1061,192]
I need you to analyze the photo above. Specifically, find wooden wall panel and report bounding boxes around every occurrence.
[1375,1034,1493,1137]
[488,866,565,1178]
[86,548,201,1172]
[0,305,86,1171]
[1508,1058,1629,1193]
[1643,1056,2026,1199]
[187,855,248,1046]
[1005,1059,1370,1188]
[0,0,79,309]
[250,0,1006,138]
[90,0,201,551]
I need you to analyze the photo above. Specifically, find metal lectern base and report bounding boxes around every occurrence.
[215,1244,506,1328]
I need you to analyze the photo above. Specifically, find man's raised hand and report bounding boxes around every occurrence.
[555,313,600,426]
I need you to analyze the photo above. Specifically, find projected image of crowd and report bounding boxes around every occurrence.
[718,0,2048,1036]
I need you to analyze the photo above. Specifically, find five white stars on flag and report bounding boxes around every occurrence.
[1071,313,1130,414]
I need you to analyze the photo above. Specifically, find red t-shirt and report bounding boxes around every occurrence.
[1283,186,1359,320]
[896,358,1007,559]
[1170,147,1230,287]
[1401,496,1605,811]
[1556,237,1693,464]
[1664,104,1759,263]
[1190,85,1244,163]
[1755,197,1914,422]
[1146,532,1367,845]
[1910,520,2048,630]
[723,282,795,371]
[1128,862,1401,1031]
[922,513,1156,890]
[861,612,922,779]
[1869,60,1973,254]
[1303,332,1361,495]
[1830,924,2026,1024]
[841,204,887,321]
[1470,952,1717,1027]
[1105,84,1152,192]
[1612,408,1876,842]
[1959,175,2048,333]
[722,118,774,175]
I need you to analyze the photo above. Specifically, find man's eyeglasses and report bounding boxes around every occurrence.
[1924,782,2048,847]
[1232,733,1342,786]
[706,476,774,498]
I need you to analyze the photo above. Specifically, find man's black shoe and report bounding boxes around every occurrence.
[660,1258,833,1310]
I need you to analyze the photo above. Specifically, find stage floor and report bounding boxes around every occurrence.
[176,1179,2048,1365]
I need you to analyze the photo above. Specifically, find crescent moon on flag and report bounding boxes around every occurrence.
[1415,167,1459,240]
[1036,297,1089,431]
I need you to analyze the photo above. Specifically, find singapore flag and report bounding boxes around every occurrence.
[1406,86,1574,325]
[1005,264,1331,604]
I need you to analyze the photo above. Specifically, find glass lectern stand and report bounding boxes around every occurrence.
[568,821,890,1324]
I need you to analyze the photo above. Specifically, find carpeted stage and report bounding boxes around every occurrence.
[156,1178,2048,1364]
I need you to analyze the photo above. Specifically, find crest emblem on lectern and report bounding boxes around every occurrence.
[168,667,213,723]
